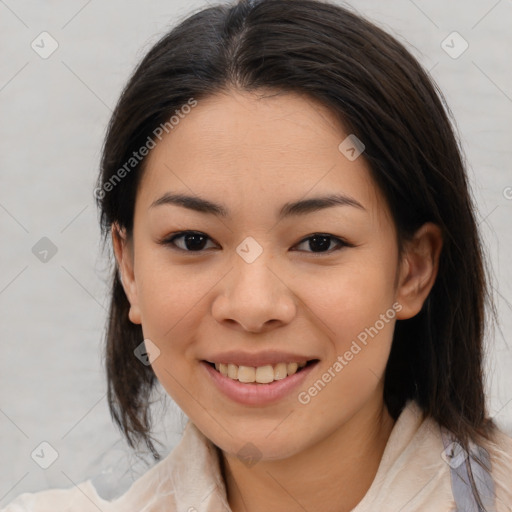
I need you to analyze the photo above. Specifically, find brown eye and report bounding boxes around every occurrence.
[293,234,351,254]
[162,231,217,252]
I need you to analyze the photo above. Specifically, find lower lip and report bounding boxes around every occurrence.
[201,360,318,406]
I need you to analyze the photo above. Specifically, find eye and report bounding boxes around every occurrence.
[292,233,352,254]
[160,231,218,252]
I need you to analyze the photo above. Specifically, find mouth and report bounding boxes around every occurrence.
[203,359,319,384]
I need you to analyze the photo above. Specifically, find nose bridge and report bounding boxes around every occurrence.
[232,237,281,302]
[212,237,296,332]
[234,246,278,295]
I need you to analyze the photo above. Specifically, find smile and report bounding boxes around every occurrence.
[201,359,319,406]
[208,361,309,384]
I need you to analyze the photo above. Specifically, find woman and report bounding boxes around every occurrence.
[4,0,511,510]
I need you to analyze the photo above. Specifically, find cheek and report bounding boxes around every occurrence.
[134,248,207,332]
[305,261,397,334]
[302,258,398,387]
[133,257,213,384]
[135,258,207,409]
[303,268,397,418]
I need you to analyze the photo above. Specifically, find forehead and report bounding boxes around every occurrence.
[137,89,387,223]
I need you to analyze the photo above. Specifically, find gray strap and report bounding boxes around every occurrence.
[440,427,496,512]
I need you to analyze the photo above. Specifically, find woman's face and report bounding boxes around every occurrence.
[114,89,438,460]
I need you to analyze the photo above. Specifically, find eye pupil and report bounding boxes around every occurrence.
[184,233,208,251]
[309,235,331,252]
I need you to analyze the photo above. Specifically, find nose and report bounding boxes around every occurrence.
[211,253,297,333]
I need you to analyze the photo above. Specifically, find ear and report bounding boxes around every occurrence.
[395,222,443,320]
[111,223,142,325]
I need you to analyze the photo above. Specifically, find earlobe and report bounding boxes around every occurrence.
[111,223,142,325]
[395,222,443,320]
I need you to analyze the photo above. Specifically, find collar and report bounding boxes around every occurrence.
[112,400,444,511]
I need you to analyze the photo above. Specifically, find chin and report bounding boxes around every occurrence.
[215,429,305,463]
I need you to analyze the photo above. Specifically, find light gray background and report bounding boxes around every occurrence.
[1,0,511,505]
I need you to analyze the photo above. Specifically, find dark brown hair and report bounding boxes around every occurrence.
[95,0,497,505]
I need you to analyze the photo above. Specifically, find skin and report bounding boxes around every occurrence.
[113,89,443,512]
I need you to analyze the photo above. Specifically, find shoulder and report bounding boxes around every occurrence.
[1,421,229,512]
[0,480,109,512]
[484,426,512,511]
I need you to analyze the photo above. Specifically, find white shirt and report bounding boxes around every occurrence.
[3,400,512,511]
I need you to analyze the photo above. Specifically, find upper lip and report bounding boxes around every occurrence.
[203,350,318,367]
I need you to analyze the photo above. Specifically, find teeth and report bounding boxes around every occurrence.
[287,362,298,375]
[274,362,288,380]
[238,365,256,383]
[227,363,238,379]
[255,365,274,384]
[212,361,308,383]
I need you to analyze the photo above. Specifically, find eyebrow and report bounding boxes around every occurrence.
[149,192,365,219]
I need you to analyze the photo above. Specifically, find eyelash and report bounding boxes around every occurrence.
[159,231,354,255]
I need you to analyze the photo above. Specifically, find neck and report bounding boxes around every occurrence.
[220,398,396,512]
